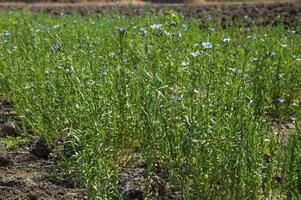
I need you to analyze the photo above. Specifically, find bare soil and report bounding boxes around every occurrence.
[0,94,88,200]
[0,1,300,26]
[0,145,88,200]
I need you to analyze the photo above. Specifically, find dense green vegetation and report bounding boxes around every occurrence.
[0,11,300,199]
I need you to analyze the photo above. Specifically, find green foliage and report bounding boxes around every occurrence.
[0,10,300,199]
[0,136,26,149]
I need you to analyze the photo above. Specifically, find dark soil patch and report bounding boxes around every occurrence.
[31,138,53,159]
[1,120,19,137]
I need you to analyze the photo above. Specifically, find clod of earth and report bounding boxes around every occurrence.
[0,156,13,167]
[31,139,52,159]
[0,120,18,137]
[0,145,13,167]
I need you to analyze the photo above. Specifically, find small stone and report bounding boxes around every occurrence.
[31,139,52,159]
[1,121,18,137]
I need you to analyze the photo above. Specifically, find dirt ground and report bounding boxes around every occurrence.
[0,1,300,26]
[0,0,294,3]
[0,145,88,200]
[0,95,88,200]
